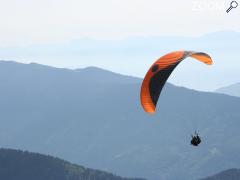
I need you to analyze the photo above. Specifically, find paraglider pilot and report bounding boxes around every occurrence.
[191,131,201,146]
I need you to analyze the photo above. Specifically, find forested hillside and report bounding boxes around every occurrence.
[0,148,145,180]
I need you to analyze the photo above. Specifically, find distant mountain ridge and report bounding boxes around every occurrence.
[0,61,140,84]
[0,148,145,180]
[199,168,240,180]
[0,31,240,90]
[0,61,240,180]
[216,83,240,97]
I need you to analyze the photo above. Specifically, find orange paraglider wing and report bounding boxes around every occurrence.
[140,51,212,114]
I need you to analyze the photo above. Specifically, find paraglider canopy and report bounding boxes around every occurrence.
[140,51,213,113]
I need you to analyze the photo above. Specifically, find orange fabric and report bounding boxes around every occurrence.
[140,51,185,113]
[190,53,213,65]
[140,51,212,114]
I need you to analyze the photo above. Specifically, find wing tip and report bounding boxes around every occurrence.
[143,108,156,114]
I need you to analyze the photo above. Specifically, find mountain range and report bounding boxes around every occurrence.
[216,83,240,97]
[199,168,240,180]
[0,31,240,90]
[0,61,240,180]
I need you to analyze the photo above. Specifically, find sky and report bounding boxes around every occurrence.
[0,0,239,46]
[0,0,239,91]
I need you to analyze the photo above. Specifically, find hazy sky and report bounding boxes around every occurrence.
[0,0,239,46]
[0,0,239,91]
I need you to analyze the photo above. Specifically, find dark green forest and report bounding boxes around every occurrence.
[0,148,145,180]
